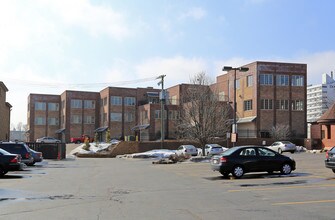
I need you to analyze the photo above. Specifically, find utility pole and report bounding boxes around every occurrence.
[157,75,166,149]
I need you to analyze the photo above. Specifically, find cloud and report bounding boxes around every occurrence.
[179,7,207,21]
[40,0,130,39]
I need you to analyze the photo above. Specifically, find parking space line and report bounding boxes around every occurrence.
[272,199,335,206]
[228,183,335,192]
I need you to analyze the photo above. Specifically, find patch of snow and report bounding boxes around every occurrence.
[131,149,176,159]
[70,143,111,155]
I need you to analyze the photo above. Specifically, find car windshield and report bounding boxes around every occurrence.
[281,141,292,144]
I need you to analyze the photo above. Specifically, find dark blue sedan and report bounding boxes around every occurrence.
[211,146,296,178]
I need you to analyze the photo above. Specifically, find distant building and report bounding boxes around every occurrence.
[307,72,335,123]
[0,82,12,141]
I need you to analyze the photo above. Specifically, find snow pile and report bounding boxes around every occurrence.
[130,149,176,159]
[70,143,111,155]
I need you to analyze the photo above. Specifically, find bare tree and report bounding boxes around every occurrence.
[270,124,291,140]
[176,72,231,155]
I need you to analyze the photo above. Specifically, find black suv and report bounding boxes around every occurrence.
[0,142,34,165]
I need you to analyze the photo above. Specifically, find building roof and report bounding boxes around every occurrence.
[0,81,9,92]
[317,103,335,124]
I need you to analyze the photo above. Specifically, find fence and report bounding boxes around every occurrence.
[26,142,66,160]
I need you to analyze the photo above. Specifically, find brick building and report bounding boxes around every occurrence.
[0,82,12,141]
[214,61,307,138]
[27,87,178,142]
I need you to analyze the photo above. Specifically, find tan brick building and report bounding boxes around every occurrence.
[0,82,11,141]
[215,61,307,138]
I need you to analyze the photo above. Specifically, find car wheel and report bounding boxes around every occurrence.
[281,163,292,175]
[290,151,295,154]
[332,169,335,173]
[278,148,283,154]
[76,140,81,144]
[232,165,244,178]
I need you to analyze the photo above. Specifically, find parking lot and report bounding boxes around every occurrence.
[0,151,335,220]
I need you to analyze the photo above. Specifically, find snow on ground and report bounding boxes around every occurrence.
[130,149,176,159]
[69,143,111,155]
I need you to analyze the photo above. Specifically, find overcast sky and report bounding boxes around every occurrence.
[1,0,335,126]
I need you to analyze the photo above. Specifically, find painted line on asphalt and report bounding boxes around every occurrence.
[272,199,335,206]
[228,183,335,192]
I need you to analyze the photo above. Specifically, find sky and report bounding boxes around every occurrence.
[1,0,335,127]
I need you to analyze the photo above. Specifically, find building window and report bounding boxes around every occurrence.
[48,103,59,111]
[35,117,46,125]
[276,100,289,110]
[276,75,289,86]
[261,99,273,110]
[236,79,240,89]
[35,102,46,111]
[111,96,122,105]
[218,92,226,101]
[171,95,177,105]
[48,117,59,125]
[84,115,95,124]
[292,75,304,86]
[124,112,134,122]
[84,100,95,109]
[244,100,253,111]
[292,100,304,111]
[155,110,167,119]
[169,110,179,120]
[71,115,82,124]
[110,113,122,121]
[247,75,253,87]
[124,97,136,106]
[259,74,273,85]
[71,99,82,109]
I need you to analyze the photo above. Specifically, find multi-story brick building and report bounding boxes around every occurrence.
[0,82,12,141]
[215,61,307,138]
[27,61,307,143]
[27,87,175,142]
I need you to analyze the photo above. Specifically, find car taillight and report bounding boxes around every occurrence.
[326,151,329,159]
[10,156,18,163]
[25,152,31,159]
[220,157,227,163]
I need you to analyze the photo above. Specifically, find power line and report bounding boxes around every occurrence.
[2,76,159,89]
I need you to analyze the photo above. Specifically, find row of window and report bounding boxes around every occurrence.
[244,99,304,111]
[259,74,304,86]
[102,96,136,106]
[35,115,96,125]
[35,102,60,111]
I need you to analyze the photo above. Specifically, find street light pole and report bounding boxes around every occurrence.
[222,66,249,147]
[157,74,166,149]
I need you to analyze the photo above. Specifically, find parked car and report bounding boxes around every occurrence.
[210,146,296,178]
[0,148,23,176]
[28,148,43,165]
[175,145,198,157]
[0,142,34,165]
[205,144,228,156]
[325,146,335,173]
[36,137,61,143]
[70,134,93,144]
[267,141,296,154]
